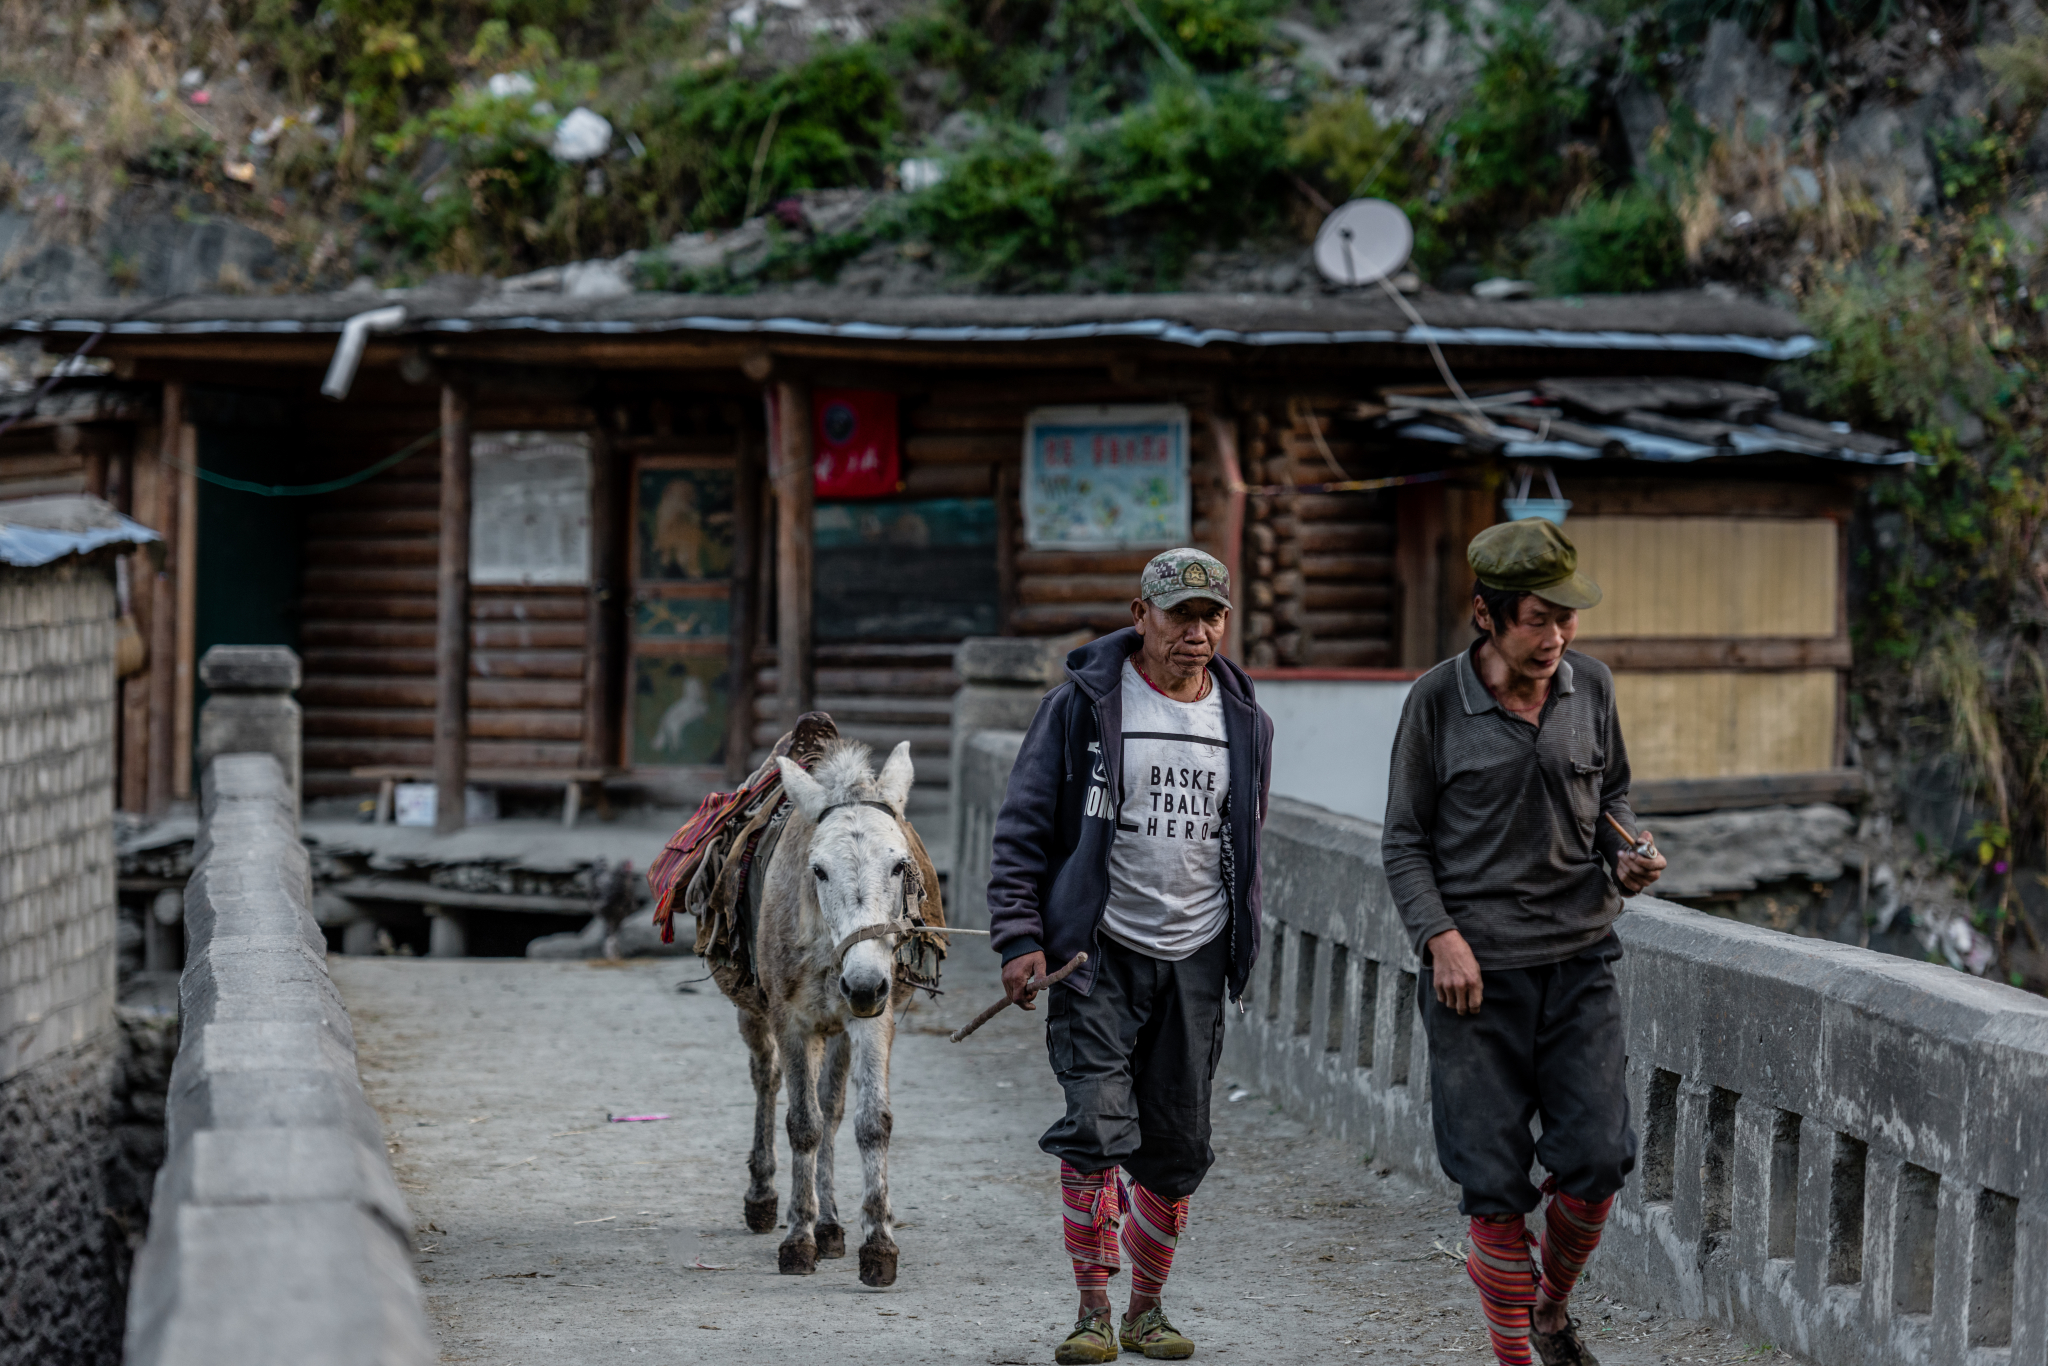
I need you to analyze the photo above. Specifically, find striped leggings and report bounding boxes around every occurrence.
[1467,1190,1613,1365]
[1060,1163,1189,1297]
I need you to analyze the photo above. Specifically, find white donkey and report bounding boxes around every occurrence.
[733,739,930,1287]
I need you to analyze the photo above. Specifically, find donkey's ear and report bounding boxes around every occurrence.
[876,740,915,814]
[777,756,828,821]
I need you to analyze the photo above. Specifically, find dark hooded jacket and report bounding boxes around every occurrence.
[985,628,1274,1001]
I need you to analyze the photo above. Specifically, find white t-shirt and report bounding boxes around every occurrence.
[1101,658,1231,960]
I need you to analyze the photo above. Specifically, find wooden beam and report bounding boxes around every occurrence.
[1571,636,1853,671]
[727,428,764,781]
[146,387,182,815]
[773,380,815,728]
[582,427,623,771]
[171,423,199,799]
[1632,768,1868,815]
[434,384,473,834]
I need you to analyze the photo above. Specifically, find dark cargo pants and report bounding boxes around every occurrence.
[1418,933,1637,1217]
[1039,930,1228,1200]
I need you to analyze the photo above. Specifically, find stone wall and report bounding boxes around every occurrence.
[125,752,433,1366]
[0,556,124,1366]
[952,746,2048,1366]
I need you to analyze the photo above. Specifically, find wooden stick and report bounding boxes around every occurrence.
[1605,811,1655,854]
[950,952,1087,1043]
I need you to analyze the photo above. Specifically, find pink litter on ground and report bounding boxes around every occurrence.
[607,1113,671,1123]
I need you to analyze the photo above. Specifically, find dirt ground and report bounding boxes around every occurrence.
[332,951,1806,1366]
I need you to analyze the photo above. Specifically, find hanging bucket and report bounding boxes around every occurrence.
[1501,464,1569,525]
[1501,497,1571,525]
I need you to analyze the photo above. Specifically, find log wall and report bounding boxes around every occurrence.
[1242,403,1399,669]
[297,431,591,797]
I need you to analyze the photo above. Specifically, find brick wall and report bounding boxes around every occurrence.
[0,555,124,1366]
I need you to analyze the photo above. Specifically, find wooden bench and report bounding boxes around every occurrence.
[352,767,621,828]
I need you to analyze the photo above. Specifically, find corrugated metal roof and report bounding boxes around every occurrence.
[3,286,1818,358]
[0,497,160,567]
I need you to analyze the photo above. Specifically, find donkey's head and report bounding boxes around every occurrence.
[776,740,917,1018]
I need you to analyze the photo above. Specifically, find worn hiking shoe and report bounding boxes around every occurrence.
[1531,1316,1600,1366]
[1054,1308,1119,1364]
[1119,1306,1194,1360]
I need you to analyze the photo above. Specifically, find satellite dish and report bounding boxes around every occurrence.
[1313,199,1413,286]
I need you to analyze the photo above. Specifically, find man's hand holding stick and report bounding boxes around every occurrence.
[1604,812,1667,894]
[950,951,1088,1043]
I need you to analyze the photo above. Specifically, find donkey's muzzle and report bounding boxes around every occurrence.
[841,972,890,1017]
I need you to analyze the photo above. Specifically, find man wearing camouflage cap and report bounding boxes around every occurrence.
[988,547,1275,1363]
[1383,518,1666,1366]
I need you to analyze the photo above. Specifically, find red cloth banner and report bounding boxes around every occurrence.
[812,389,900,499]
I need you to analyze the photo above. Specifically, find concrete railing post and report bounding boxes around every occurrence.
[196,645,302,823]
[948,634,1084,894]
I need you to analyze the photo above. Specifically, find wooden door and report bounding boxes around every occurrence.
[625,454,737,769]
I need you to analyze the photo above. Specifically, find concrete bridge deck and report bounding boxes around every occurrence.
[331,951,1804,1365]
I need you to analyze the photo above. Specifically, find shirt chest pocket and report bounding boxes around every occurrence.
[1559,735,1605,826]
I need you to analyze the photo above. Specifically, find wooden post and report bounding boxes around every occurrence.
[727,428,764,781]
[581,427,622,771]
[1207,411,1246,662]
[120,424,157,813]
[994,462,1018,636]
[1394,482,1445,671]
[171,423,198,799]
[1440,487,1496,659]
[146,386,182,816]
[434,384,473,835]
[773,381,814,729]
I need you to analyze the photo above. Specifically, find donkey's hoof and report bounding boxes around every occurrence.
[743,1194,779,1233]
[778,1238,818,1275]
[858,1242,898,1288]
[815,1223,846,1259]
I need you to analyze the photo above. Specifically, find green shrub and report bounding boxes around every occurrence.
[1286,89,1411,202]
[1524,186,1684,294]
[906,74,1288,286]
[364,62,599,269]
[634,45,901,229]
[1156,0,1284,68]
[1089,77,1287,238]
[1930,116,2021,213]
[1440,7,1587,215]
[909,122,1087,286]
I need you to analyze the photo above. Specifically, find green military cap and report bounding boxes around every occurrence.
[1468,518,1602,609]
[1140,546,1232,609]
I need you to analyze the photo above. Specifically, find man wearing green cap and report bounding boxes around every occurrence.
[1382,517,1666,1366]
[988,546,1274,1363]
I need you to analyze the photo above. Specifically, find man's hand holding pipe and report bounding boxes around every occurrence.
[1427,929,1484,1015]
[1616,830,1666,894]
[1003,951,1048,1010]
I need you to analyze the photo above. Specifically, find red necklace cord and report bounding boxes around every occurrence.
[1132,656,1211,702]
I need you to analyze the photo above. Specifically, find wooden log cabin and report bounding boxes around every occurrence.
[1,288,1907,827]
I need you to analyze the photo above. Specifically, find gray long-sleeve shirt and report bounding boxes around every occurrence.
[1381,643,1638,970]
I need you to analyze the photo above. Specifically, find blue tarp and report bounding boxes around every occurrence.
[0,505,159,567]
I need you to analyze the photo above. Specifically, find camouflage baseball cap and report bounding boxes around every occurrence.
[1468,518,1603,609]
[1140,547,1232,610]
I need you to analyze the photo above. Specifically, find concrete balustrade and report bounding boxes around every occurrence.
[125,752,432,1366]
[953,747,2048,1366]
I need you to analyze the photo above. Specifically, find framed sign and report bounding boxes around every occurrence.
[812,389,900,499]
[627,455,736,770]
[1022,405,1189,549]
[470,431,591,585]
